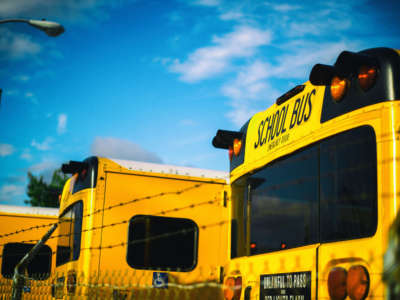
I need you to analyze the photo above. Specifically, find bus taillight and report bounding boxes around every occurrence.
[328,267,347,300]
[327,265,369,300]
[358,65,378,91]
[346,265,369,300]
[330,76,349,102]
[229,146,234,161]
[224,276,242,300]
[233,138,242,157]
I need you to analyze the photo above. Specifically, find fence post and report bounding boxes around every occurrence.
[11,223,58,300]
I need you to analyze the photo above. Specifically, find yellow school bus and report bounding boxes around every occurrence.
[52,156,229,299]
[213,47,400,300]
[0,205,58,298]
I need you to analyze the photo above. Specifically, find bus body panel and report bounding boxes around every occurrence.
[54,157,229,299]
[222,65,400,300]
[97,170,228,296]
[231,84,325,184]
[0,206,58,299]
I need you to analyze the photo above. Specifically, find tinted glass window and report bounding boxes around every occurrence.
[1,243,52,279]
[72,157,98,194]
[56,201,83,266]
[236,126,377,256]
[320,126,377,241]
[127,215,198,271]
[249,147,319,254]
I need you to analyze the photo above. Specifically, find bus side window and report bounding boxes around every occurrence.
[56,201,83,266]
[320,126,377,242]
[1,243,52,280]
[126,215,198,272]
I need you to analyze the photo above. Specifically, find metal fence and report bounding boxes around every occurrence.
[0,268,225,300]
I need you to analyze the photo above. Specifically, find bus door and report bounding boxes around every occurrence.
[316,125,382,300]
[225,145,320,300]
[97,170,228,298]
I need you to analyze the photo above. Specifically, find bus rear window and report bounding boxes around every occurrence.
[127,215,198,271]
[1,243,52,279]
[320,126,377,242]
[56,201,83,266]
[238,126,377,256]
[248,147,319,254]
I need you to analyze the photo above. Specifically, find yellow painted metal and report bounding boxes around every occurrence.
[225,74,400,299]
[232,83,325,183]
[55,157,229,299]
[0,208,58,299]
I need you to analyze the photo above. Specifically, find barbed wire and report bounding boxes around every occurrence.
[0,222,57,239]
[0,127,398,300]
[0,182,208,242]
[0,193,223,253]
[1,127,397,242]
[81,183,205,219]
[0,216,229,262]
[0,153,385,258]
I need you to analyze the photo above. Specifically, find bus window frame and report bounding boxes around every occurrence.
[56,200,83,267]
[1,242,52,280]
[232,125,378,257]
[126,214,199,272]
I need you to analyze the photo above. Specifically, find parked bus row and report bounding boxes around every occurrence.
[2,47,400,300]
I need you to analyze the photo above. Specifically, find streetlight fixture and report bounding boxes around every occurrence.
[0,19,64,109]
[0,19,64,37]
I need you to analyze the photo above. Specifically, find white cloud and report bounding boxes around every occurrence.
[190,0,221,7]
[57,114,67,135]
[13,75,30,82]
[0,28,41,61]
[170,26,272,82]
[28,160,58,173]
[5,89,19,96]
[91,137,163,163]
[166,0,371,129]
[225,99,260,127]
[0,143,14,157]
[31,137,54,151]
[272,4,301,12]
[28,159,59,183]
[0,1,135,64]
[20,149,32,161]
[0,184,25,203]
[222,61,270,100]
[153,57,173,65]
[25,92,39,104]
[220,60,281,126]
[0,1,131,24]
[220,11,244,20]
[220,41,356,126]
[223,88,280,127]
[271,41,357,79]
[288,19,351,37]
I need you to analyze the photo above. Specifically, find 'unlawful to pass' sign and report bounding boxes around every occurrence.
[260,271,311,300]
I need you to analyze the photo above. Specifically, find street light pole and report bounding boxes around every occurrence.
[0,19,64,109]
[0,18,64,37]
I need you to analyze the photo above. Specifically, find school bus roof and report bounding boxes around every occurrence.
[0,205,59,217]
[108,158,229,182]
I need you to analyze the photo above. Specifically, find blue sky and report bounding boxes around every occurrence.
[0,0,399,206]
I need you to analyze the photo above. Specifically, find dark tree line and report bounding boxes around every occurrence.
[25,169,69,208]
